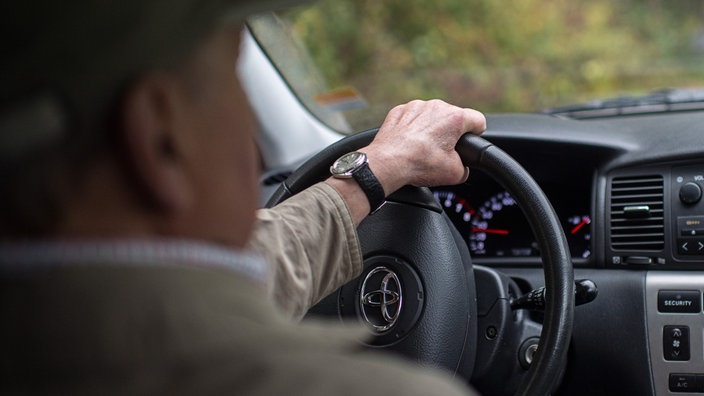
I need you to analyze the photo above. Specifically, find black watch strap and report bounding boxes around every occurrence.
[352,163,386,213]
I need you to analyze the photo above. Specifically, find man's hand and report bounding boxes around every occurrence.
[364,99,486,196]
[326,99,486,225]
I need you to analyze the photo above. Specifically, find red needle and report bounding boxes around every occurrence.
[472,228,509,235]
[570,217,591,235]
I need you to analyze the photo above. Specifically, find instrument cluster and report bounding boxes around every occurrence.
[432,179,592,262]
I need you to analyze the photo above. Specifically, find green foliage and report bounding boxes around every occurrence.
[284,0,704,128]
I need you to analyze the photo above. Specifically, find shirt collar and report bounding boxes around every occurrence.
[0,239,270,283]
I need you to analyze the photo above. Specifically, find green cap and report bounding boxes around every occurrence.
[0,0,306,159]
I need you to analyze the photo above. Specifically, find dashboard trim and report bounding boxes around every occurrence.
[646,272,704,395]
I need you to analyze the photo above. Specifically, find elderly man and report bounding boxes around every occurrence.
[0,0,486,394]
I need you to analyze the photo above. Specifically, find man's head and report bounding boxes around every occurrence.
[0,0,304,246]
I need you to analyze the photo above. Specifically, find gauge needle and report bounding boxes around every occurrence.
[472,228,509,235]
[570,217,591,235]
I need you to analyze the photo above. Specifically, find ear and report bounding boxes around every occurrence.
[117,74,194,214]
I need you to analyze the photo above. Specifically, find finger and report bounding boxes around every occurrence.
[461,108,487,136]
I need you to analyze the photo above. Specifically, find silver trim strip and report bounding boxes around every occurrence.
[646,272,704,395]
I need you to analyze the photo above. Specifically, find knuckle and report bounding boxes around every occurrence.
[390,103,406,114]
[446,109,466,131]
[428,98,448,108]
[385,103,406,120]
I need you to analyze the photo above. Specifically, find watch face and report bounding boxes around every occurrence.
[331,151,367,176]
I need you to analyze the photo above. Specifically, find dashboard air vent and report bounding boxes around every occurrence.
[610,175,665,251]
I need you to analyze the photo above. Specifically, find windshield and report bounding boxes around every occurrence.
[249,0,704,133]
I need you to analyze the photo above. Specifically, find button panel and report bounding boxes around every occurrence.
[677,238,704,255]
[676,217,704,256]
[646,273,704,396]
[673,163,704,261]
[663,325,690,361]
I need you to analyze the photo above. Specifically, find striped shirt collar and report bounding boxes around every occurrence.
[0,239,270,283]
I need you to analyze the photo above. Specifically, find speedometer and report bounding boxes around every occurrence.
[469,191,538,257]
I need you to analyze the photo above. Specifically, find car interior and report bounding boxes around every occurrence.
[241,3,704,395]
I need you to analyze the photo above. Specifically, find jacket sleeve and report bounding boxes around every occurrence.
[247,182,363,321]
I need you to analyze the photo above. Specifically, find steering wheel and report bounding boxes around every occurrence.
[267,129,574,396]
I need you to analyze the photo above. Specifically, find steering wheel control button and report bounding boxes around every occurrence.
[658,290,702,313]
[663,325,690,361]
[679,182,703,205]
[669,374,701,393]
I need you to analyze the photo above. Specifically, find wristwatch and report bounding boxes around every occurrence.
[330,151,386,213]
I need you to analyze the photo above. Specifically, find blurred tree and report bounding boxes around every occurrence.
[284,0,704,129]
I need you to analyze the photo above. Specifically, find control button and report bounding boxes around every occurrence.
[663,326,690,361]
[669,374,699,393]
[658,291,702,313]
[681,228,704,237]
[677,239,694,255]
[679,240,689,254]
[677,239,704,255]
[678,217,704,237]
[680,182,703,205]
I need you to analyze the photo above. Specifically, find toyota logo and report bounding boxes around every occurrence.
[359,266,403,332]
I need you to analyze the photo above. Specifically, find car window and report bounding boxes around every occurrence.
[249,0,704,133]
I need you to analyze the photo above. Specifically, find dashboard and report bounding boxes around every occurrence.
[434,112,704,395]
[450,112,704,273]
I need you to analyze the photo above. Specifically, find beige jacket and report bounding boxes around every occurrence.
[249,183,364,320]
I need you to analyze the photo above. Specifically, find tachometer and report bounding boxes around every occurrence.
[432,190,475,229]
[566,215,591,258]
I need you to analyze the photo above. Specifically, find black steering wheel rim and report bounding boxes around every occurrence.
[267,129,574,396]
